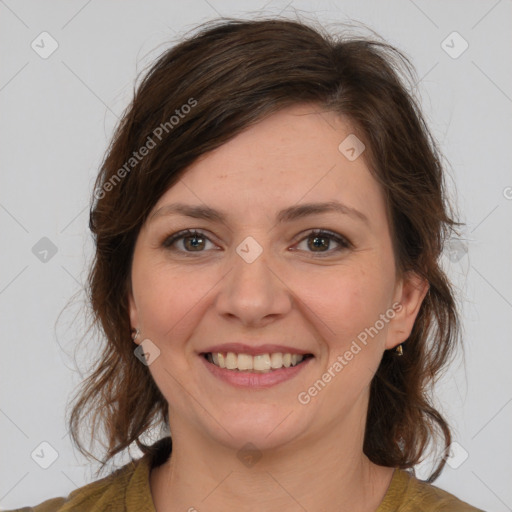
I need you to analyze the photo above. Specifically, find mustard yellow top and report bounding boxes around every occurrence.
[7,437,484,512]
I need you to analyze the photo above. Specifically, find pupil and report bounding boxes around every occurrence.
[310,235,328,251]
[186,235,203,250]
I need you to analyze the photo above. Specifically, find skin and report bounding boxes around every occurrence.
[128,103,429,512]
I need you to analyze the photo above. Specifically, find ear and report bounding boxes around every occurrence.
[385,271,429,350]
[127,283,141,345]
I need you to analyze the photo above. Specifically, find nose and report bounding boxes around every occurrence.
[215,238,293,328]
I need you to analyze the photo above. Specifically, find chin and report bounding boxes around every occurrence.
[206,404,308,453]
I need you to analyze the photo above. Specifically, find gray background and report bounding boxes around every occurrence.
[1,1,511,510]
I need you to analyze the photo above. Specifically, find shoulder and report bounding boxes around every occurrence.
[380,469,486,512]
[4,455,152,512]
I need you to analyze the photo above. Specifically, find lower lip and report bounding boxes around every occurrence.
[200,355,313,388]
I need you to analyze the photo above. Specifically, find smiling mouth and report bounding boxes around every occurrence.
[203,352,314,373]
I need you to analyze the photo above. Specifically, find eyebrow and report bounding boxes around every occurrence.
[149,200,369,226]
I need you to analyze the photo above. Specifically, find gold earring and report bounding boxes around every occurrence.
[395,344,403,356]
[131,328,140,342]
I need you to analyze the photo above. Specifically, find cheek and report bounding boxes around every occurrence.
[132,258,217,344]
[305,266,395,401]
[297,261,394,346]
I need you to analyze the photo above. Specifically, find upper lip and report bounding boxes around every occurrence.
[200,343,313,356]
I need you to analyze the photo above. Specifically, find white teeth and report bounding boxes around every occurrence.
[225,352,237,370]
[237,353,253,370]
[270,353,283,369]
[253,354,271,371]
[207,351,307,371]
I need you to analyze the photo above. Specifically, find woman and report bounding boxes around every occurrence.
[10,17,484,512]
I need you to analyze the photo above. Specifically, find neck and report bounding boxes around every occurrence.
[150,413,394,512]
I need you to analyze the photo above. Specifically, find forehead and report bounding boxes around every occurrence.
[151,104,387,231]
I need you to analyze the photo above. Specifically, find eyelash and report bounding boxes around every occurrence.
[161,229,351,257]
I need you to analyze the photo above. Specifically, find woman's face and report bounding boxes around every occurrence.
[128,104,427,451]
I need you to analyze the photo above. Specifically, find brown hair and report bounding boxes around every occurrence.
[68,17,462,482]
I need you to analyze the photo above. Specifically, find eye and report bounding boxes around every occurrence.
[162,228,351,257]
[293,229,351,256]
[162,229,216,254]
